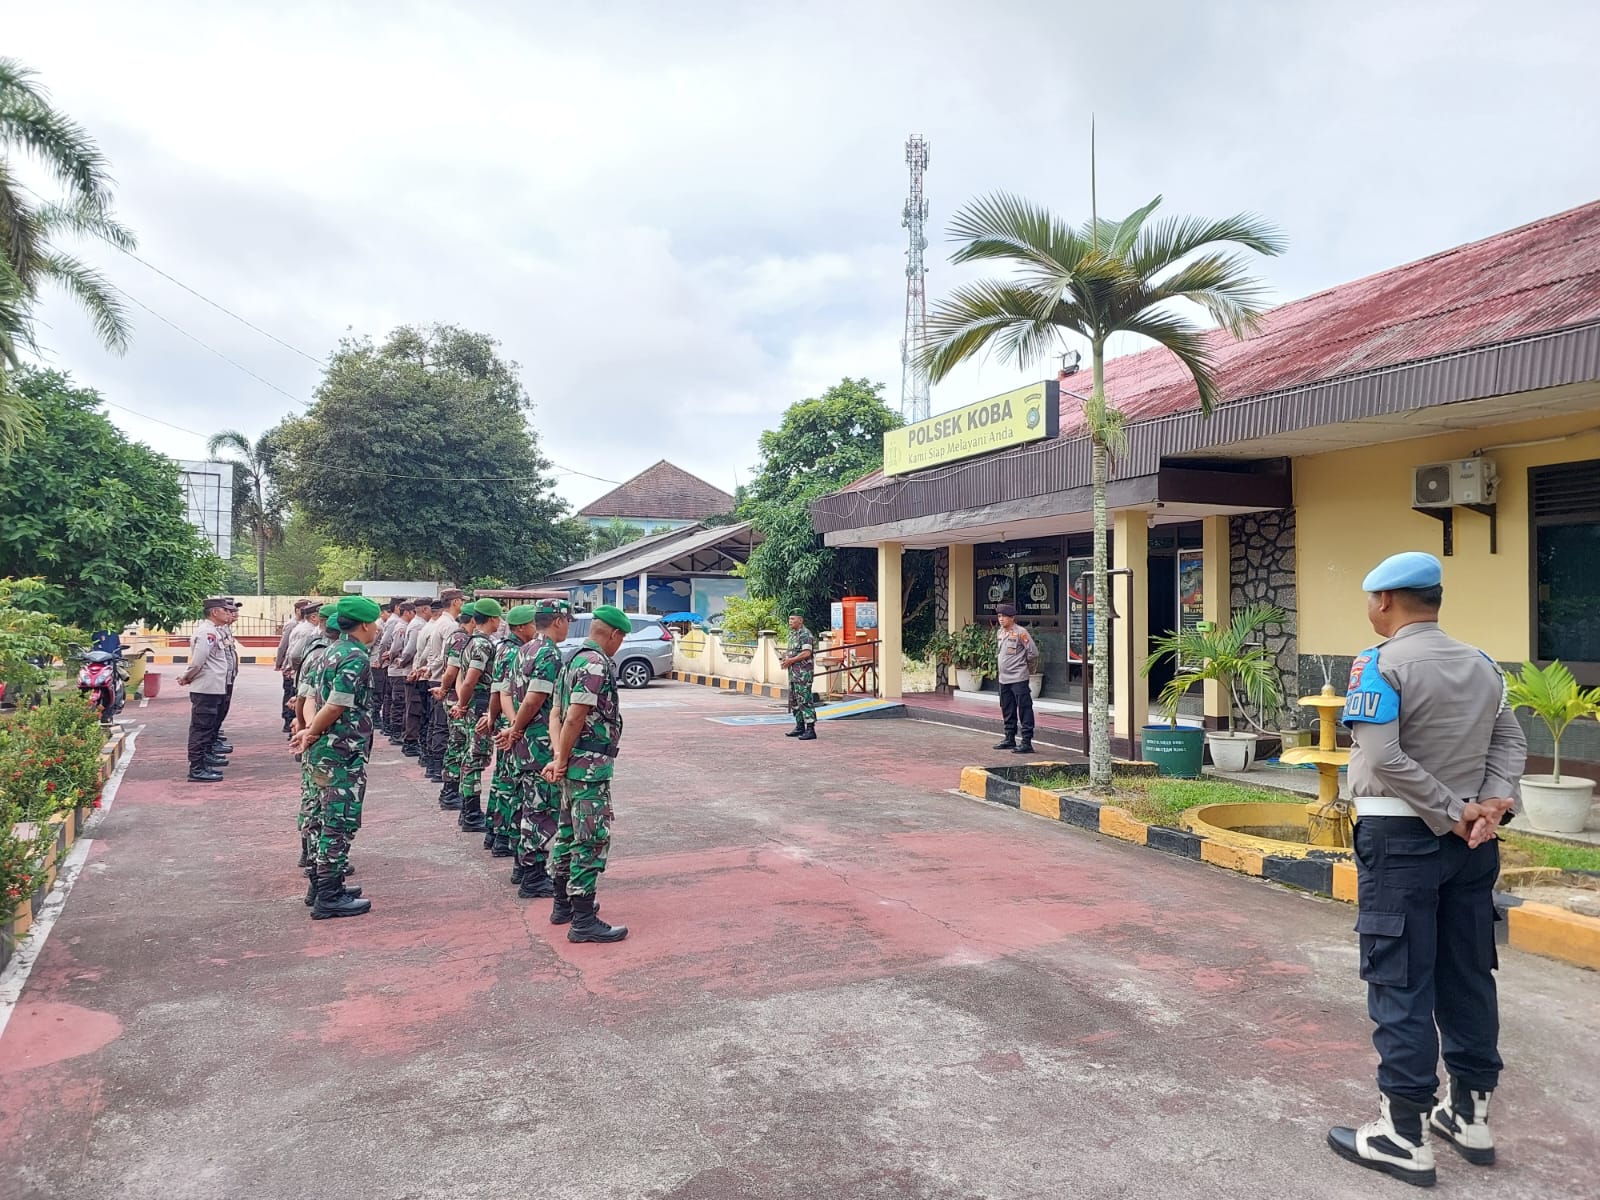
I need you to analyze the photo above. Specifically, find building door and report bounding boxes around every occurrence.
[1146,553,1178,700]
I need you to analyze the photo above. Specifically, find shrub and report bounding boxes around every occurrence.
[0,695,107,820]
[721,594,784,641]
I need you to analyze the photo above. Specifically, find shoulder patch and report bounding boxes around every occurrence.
[1342,647,1400,725]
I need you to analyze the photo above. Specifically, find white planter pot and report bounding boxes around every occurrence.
[1206,731,1259,773]
[1519,774,1596,835]
[1028,673,1044,699]
[955,669,984,693]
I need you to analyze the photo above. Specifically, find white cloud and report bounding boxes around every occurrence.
[9,0,1600,516]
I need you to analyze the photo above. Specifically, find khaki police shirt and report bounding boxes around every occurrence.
[1345,621,1527,836]
[997,625,1040,684]
[181,619,231,694]
[391,614,423,678]
[375,613,403,668]
[420,613,456,681]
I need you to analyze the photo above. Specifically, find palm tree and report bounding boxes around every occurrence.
[208,429,286,596]
[922,187,1284,790]
[0,57,135,388]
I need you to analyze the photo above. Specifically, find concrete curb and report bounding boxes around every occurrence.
[670,671,789,701]
[957,763,1599,974]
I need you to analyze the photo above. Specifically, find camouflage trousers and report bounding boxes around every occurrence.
[514,745,561,869]
[486,717,518,837]
[549,777,612,898]
[297,757,322,860]
[443,708,474,782]
[309,752,366,881]
[788,667,816,724]
[459,711,494,807]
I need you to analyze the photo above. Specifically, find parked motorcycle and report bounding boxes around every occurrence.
[78,649,127,723]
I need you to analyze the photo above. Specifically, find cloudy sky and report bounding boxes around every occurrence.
[10,0,1600,511]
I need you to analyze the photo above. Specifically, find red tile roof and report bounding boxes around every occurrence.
[576,460,735,522]
[846,198,1600,493]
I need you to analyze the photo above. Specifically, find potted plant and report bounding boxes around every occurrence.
[1028,669,1045,700]
[1506,661,1600,834]
[951,623,996,694]
[1143,604,1285,773]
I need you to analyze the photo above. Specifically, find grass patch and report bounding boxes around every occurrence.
[1029,771,1285,828]
[1501,833,1600,873]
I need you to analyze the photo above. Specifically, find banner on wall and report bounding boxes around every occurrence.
[977,567,1015,617]
[1016,564,1059,618]
[1178,549,1205,666]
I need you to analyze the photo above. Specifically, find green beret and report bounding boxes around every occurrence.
[337,595,382,623]
[473,597,504,618]
[535,598,572,616]
[506,604,538,626]
[592,604,632,634]
[318,602,339,619]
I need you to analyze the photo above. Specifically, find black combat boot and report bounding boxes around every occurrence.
[211,739,234,755]
[337,871,362,900]
[491,834,514,857]
[304,867,362,906]
[438,781,461,810]
[304,867,317,907]
[1012,740,1034,754]
[510,862,527,886]
[204,753,230,767]
[797,724,817,741]
[993,736,1016,750]
[425,761,443,782]
[402,742,420,757]
[518,858,556,899]
[311,874,372,920]
[785,715,805,737]
[482,827,496,851]
[567,894,627,943]
[187,767,223,783]
[458,798,486,833]
[549,876,574,925]
[297,833,312,869]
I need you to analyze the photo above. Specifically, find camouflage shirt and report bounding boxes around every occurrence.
[444,627,470,672]
[312,635,373,760]
[786,626,815,683]
[558,640,623,782]
[295,633,330,700]
[513,635,564,748]
[463,632,495,707]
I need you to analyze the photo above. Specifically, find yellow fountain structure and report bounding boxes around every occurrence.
[1280,684,1354,848]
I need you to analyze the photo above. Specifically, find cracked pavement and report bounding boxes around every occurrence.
[1,669,1596,1199]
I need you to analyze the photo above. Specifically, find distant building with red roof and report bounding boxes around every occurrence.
[576,460,734,532]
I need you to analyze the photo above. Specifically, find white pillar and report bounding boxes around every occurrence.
[613,578,624,608]
[638,571,649,614]
[878,541,903,700]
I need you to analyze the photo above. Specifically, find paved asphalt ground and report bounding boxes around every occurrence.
[1,669,1597,1200]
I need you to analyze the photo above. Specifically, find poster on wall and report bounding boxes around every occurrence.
[1016,564,1059,619]
[1178,549,1204,664]
[1066,557,1092,659]
[977,568,1015,617]
[854,602,878,630]
[831,602,844,631]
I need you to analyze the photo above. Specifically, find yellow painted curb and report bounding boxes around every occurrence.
[1332,861,1359,903]
[1200,840,1264,876]
[1508,902,1600,971]
[959,767,989,799]
[9,903,31,941]
[1019,786,1061,820]
[1182,801,1349,862]
[1099,806,1149,845]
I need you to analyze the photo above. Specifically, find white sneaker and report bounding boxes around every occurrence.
[1328,1095,1438,1188]
[1430,1078,1495,1166]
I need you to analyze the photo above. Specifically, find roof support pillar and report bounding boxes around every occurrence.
[947,543,974,633]
[1112,512,1150,744]
[1202,516,1231,724]
[877,541,903,700]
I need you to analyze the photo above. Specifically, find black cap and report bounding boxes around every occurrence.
[995,603,1017,617]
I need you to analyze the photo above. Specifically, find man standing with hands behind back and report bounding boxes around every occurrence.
[1327,551,1525,1189]
[993,603,1039,755]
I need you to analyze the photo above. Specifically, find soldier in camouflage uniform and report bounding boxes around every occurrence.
[779,613,818,741]
[452,598,502,834]
[290,594,381,920]
[497,599,570,899]
[483,611,524,855]
[542,604,630,943]
[435,608,476,810]
[292,603,336,871]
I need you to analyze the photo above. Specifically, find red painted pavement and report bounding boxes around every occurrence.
[0,669,1595,1199]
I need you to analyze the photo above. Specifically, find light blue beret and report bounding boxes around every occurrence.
[1362,551,1442,592]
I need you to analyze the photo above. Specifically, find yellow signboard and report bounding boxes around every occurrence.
[882,380,1060,477]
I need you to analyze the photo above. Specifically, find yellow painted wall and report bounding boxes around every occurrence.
[1295,405,1600,660]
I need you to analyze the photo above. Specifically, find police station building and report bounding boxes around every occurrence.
[811,199,1600,772]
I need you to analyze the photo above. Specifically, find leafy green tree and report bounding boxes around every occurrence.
[923,189,1284,789]
[274,324,587,584]
[0,368,225,630]
[206,428,285,596]
[589,518,647,556]
[0,58,135,461]
[263,511,330,594]
[740,377,934,645]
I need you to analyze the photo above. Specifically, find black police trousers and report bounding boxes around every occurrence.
[425,684,449,761]
[187,692,225,771]
[998,680,1035,740]
[280,673,295,727]
[1354,814,1502,1106]
[405,679,427,744]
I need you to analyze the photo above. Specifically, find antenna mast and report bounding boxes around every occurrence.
[900,134,931,423]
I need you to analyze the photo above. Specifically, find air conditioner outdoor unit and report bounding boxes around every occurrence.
[1413,458,1497,507]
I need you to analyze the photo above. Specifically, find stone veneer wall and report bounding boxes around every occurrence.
[933,547,949,690]
[1229,508,1301,727]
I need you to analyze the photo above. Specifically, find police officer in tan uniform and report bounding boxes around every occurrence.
[177,598,234,783]
[1327,552,1526,1188]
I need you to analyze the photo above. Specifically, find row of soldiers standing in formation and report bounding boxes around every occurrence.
[280,592,632,942]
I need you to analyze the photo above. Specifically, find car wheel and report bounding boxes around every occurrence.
[619,659,653,689]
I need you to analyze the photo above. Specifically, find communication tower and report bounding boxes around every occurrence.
[900,135,931,423]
